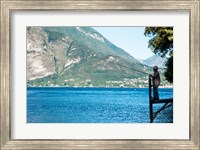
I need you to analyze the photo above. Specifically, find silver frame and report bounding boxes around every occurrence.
[1,0,199,149]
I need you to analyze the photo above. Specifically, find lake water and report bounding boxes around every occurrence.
[27,87,173,123]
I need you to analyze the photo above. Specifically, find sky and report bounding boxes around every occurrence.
[93,27,154,60]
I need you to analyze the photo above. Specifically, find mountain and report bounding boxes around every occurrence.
[142,54,167,68]
[27,27,151,87]
[137,58,144,63]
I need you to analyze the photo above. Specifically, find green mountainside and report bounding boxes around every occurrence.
[27,27,170,87]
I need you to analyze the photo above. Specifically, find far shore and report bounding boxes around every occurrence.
[27,86,173,89]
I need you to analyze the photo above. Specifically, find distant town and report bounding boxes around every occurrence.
[28,76,173,88]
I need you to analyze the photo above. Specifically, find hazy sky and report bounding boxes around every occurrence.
[93,27,154,60]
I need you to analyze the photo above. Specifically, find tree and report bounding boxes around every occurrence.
[164,56,173,83]
[144,27,173,83]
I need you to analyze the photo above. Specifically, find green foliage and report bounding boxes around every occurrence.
[46,31,65,42]
[144,27,173,83]
[164,56,173,83]
[144,27,173,57]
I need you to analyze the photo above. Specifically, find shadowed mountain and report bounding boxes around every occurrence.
[141,54,167,68]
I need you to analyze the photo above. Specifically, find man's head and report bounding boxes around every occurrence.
[153,66,158,72]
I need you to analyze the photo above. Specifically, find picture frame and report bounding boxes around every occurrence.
[0,0,199,149]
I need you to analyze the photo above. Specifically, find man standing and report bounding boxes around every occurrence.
[149,66,160,100]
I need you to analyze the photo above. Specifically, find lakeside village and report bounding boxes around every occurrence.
[28,76,173,88]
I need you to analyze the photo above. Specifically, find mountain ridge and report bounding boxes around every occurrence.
[140,54,167,68]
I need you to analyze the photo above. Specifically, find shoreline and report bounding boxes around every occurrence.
[27,86,173,89]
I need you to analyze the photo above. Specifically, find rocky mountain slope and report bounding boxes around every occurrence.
[27,27,151,87]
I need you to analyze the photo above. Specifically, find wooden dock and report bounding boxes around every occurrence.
[149,77,173,123]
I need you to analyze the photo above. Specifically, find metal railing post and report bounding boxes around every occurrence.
[149,77,153,123]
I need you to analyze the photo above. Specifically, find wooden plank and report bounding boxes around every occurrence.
[152,98,173,104]
[152,103,170,122]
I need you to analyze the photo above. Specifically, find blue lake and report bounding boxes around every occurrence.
[27,87,173,123]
